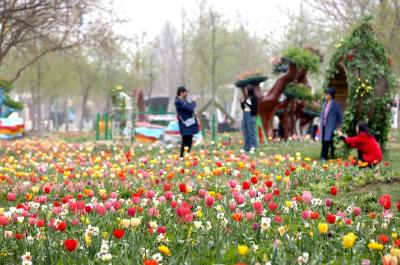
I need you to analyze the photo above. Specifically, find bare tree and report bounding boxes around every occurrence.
[0,0,114,83]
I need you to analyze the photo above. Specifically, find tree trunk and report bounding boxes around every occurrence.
[79,86,91,131]
[54,96,59,132]
[64,99,69,132]
[35,63,43,135]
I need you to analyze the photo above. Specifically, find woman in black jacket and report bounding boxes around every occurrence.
[240,85,258,152]
[175,86,199,157]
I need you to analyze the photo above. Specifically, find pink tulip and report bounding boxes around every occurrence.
[253,201,263,214]
[205,196,215,208]
[52,207,62,215]
[302,191,312,204]
[229,202,236,211]
[146,190,155,199]
[236,195,245,205]
[249,190,256,198]
[198,189,207,198]
[96,205,106,216]
[148,207,159,217]
[71,219,79,225]
[104,202,112,209]
[246,212,255,220]
[183,213,193,223]
[164,191,173,200]
[110,192,118,199]
[158,196,166,203]
[263,193,273,202]
[353,207,362,216]
[127,208,136,217]
[38,195,47,204]
[0,216,9,226]
[325,198,332,207]
[7,192,16,201]
[176,206,190,217]
[76,201,85,210]
[229,180,237,188]
[69,202,78,213]
[302,210,310,220]
[132,196,141,204]
[28,218,37,226]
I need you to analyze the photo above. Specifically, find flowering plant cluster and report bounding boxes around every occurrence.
[234,69,263,81]
[0,139,398,265]
[355,78,373,98]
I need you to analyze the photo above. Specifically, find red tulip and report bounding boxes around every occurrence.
[58,221,67,231]
[330,186,338,196]
[379,194,392,210]
[310,211,319,220]
[326,213,336,224]
[178,183,187,193]
[164,183,171,191]
[268,201,278,211]
[144,260,158,265]
[378,234,389,245]
[274,215,283,223]
[85,205,92,213]
[250,176,258,185]
[265,181,273,188]
[157,226,167,234]
[113,229,124,239]
[15,233,24,240]
[64,239,78,252]
[37,219,45,228]
[396,201,400,211]
[273,189,280,196]
[242,181,250,190]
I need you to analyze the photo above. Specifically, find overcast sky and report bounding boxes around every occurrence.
[113,0,302,41]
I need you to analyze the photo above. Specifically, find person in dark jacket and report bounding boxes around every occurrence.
[320,87,343,161]
[240,85,258,152]
[175,86,199,157]
[337,121,382,165]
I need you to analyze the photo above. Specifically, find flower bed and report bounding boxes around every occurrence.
[0,139,398,264]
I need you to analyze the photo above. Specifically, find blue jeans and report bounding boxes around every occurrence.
[242,112,257,151]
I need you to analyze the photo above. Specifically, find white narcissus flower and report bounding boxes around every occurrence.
[22,252,33,265]
[193,221,203,229]
[152,253,163,262]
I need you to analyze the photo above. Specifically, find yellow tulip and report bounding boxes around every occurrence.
[159,245,171,256]
[237,245,250,256]
[342,233,357,248]
[318,223,329,234]
[368,241,384,250]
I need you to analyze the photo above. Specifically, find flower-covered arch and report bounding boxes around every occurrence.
[323,16,397,148]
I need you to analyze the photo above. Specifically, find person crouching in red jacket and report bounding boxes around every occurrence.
[337,121,382,166]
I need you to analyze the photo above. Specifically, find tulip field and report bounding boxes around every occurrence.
[0,135,399,265]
